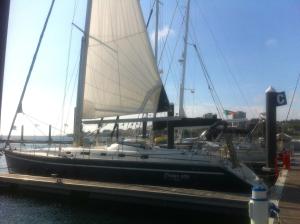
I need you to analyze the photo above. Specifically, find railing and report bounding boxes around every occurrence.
[6,140,231,165]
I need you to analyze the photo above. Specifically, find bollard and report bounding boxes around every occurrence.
[249,184,269,224]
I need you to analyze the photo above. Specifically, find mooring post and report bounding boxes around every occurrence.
[264,86,287,175]
[265,86,277,171]
[167,104,174,149]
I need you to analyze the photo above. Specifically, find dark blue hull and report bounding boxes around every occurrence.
[5,150,252,193]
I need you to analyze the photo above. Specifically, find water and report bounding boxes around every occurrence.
[0,156,248,224]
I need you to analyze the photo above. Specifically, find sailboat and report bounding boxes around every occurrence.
[3,0,263,193]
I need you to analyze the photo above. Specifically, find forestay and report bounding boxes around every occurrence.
[83,0,166,119]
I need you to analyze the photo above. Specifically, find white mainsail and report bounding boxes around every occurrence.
[82,0,164,119]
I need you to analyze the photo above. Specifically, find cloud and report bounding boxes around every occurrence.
[150,26,175,46]
[265,38,278,47]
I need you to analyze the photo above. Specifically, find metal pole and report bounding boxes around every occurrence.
[48,125,52,144]
[74,0,92,146]
[167,104,174,149]
[0,0,10,131]
[142,118,147,138]
[149,0,160,137]
[154,0,159,61]
[21,125,24,142]
[5,0,55,148]
[179,0,191,117]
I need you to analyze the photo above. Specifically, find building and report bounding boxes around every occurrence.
[203,113,217,119]
[226,111,247,128]
[232,111,246,119]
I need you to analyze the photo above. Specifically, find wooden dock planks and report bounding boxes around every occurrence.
[0,173,249,214]
[275,154,300,224]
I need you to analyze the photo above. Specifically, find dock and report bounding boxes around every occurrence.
[0,139,73,145]
[271,153,300,224]
[0,173,249,215]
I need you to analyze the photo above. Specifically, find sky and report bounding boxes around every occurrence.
[2,0,300,136]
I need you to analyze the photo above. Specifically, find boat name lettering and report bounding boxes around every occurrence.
[163,172,190,182]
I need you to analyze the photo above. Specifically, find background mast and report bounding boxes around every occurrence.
[179,0,191,117]
[154,0,159,61]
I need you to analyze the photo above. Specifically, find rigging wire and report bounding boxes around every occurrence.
[188,20,225,118]
[157,1,179,67]
[192,44,224,119]
[23,113,62,133]
[5,0,56,148]
[175,0,224,117]
[146,1,156,28]
[285,73,300,122]
[165,44,181,106]
[162,4,185,108]
[63,54,80,126]
[24,114,48,137]
[193,1,257,117]
[60,0,78,140]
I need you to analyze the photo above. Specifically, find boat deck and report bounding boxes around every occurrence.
[0,173,250,215]
[7,145,224,166]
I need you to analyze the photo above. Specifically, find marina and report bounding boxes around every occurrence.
[1,0,263,196]
[1,0,300,223]
[0,152,299,223]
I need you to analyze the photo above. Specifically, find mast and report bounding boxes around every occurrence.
[179,0,190,117]
[0,0,10,131]
[144,0,159,138]
[73,0,92,146]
